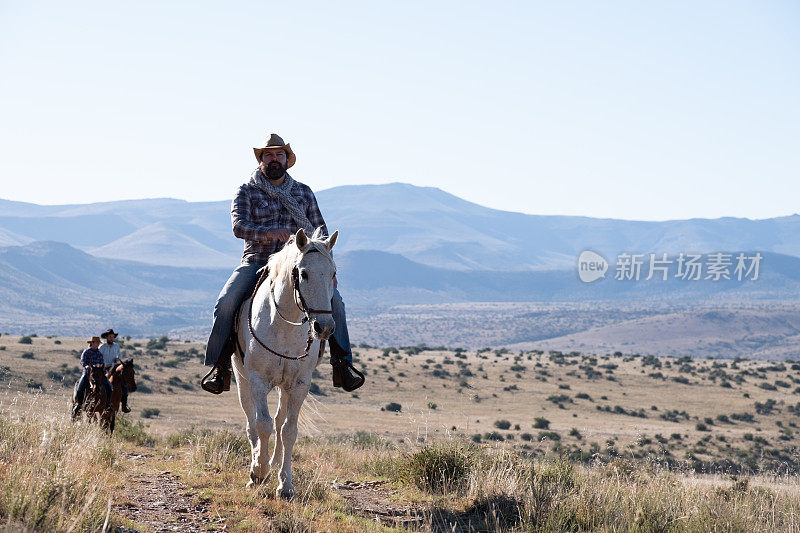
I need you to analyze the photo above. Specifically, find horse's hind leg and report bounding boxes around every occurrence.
[276,385,310,500]
[245,372,273,488]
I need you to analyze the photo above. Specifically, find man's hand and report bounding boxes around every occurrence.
[266,229,292,242]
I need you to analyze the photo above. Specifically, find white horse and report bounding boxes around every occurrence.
[232,227,338,499]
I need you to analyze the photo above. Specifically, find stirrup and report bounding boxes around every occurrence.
[331,357,365,392]
[201,364,231,394]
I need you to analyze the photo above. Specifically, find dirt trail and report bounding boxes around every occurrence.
[332,480,426,528]
[112,454,429,532]
[114,454,220,533]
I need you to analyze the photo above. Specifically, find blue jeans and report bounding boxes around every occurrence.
[204,262,352,366]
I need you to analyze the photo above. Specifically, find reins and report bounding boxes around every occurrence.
[247,249,333,361]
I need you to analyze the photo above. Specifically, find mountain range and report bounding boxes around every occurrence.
[2,183,799,270]
[1,183,798,354]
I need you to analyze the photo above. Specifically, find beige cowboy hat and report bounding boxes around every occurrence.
[253,133,296,168]
[87,336,101,344]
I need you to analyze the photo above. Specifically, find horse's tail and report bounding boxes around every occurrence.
[297,393,324,436]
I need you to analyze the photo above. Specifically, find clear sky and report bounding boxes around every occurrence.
[1,1,798,220]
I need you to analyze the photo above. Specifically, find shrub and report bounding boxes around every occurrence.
[20,352,34,359]
[398,442,476,493]
[483,431,505,441]
[140,408,160,419]
[538,431,561,441]
[114,416,156,446]
[533,417,550,429]
[18,336,33,344]
[494,419,511,430]
[384,402,402,412]
[696,423,709,432]
[427,402,437,410]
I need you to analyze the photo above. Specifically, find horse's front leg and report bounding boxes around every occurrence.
[246,372,274,487]
[276,384,310,500]
[269,387,287,472]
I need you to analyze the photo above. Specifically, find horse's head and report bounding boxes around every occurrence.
[293,228,338,340]
[88,364,105,388]
[121,359,137,392]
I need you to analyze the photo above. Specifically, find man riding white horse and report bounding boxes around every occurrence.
[201,133,365,395]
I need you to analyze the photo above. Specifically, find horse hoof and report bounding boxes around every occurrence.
[276,487,295,501]
[246,476,264,489]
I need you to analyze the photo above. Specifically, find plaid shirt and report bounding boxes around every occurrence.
[232,170,328,264]
[80,347,104,369]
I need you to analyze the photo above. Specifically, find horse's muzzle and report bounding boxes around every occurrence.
[311,318,335,340]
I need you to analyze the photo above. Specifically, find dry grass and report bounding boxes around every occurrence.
[0,406,120,531]
[5,334,800,530]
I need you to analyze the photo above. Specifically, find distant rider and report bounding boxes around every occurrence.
[99,328,130,413]
[72,336,113,419]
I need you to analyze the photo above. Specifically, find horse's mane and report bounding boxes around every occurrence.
[267,228,334,289]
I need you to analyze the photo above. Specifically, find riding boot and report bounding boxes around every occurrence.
[201,348,232,395]
[329,337,365,392]
[71,399,83,421]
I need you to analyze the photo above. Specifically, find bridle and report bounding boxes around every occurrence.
[247,250,334,360]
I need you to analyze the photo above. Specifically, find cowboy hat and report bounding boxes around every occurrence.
[87,336,101,344]
[253,133,296,168]
[100,328,118,339]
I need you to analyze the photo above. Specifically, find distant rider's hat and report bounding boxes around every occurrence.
[253,133,296,168]
[100,328,118,339]
[87,336,101,344]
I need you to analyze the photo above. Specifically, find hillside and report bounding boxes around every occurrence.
[3,336,800,531]
[2,242,800,357]
[2,184,799,270]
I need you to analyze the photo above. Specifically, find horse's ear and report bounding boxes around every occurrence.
[295,228,308,250]
[325,230,338,251]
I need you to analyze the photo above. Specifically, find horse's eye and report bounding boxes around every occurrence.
[300,270,308,280]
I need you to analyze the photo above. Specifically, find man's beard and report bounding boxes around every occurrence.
[264,161,286,180]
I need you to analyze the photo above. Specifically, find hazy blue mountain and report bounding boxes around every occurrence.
[2,183,799,270]
[1,241,798,338]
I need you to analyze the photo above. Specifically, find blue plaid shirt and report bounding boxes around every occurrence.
[231,170,328,264]
[80,347,104,369]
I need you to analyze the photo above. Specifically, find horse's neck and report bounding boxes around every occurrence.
[254,276,307,341]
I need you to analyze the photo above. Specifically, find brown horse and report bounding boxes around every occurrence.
[107,359,136,434]
[81,364,114,432]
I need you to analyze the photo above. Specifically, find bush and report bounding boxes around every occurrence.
[114,416,156,446]
[398,441,476,493]
[494,419,512,430]
[18,336,33,344]
[140,408,160,419]
[427,402,438,410]
[20,352,34,359]
[538,431,561,441]
[384,402,402,412]
[483,431,505,441]
[533,417,550,429]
